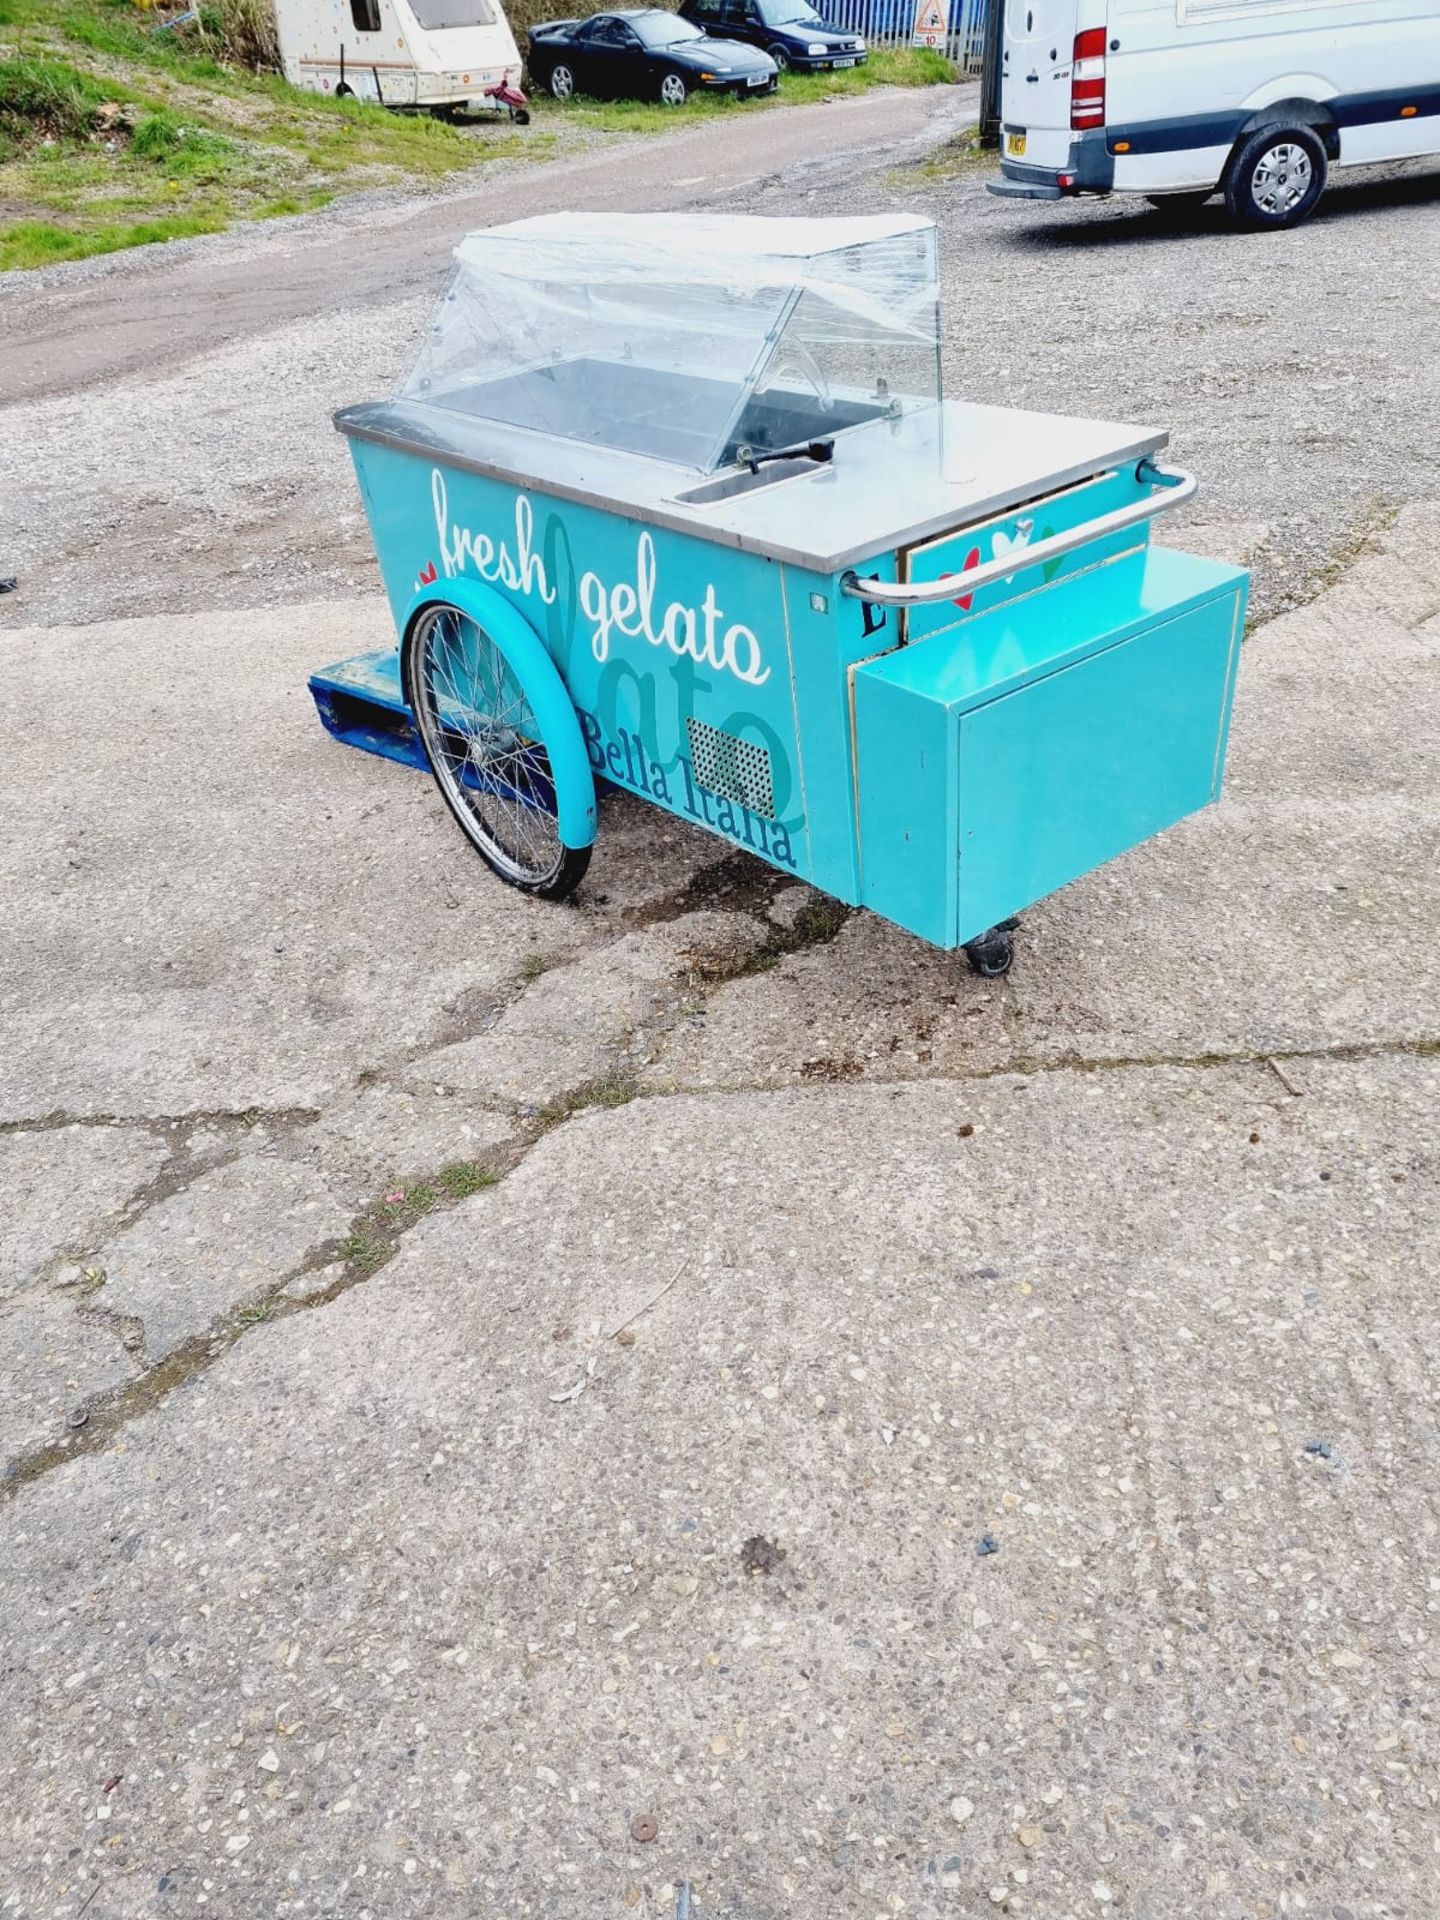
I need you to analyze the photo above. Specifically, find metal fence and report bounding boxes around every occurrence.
[824,0,988,71]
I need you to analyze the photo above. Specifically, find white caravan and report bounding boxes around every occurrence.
[273,0,529,118]
[987,0,1440,227]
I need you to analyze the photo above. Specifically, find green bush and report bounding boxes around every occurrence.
[130,105,233,171]
[0,53,115,148]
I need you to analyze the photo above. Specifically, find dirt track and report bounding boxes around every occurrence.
[0,85,970,406]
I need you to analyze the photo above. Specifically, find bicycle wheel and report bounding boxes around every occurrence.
[404,600,591,900]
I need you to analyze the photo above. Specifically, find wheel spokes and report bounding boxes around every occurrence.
[412,605,564,884]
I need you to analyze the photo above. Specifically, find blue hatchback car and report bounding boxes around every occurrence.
[679,0,866,72]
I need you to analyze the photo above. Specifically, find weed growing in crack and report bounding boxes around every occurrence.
[236,1300,275,1326]
[340,1226,386,1274]
[439,1161,500,1199]
[338,1155,507,1279]
[539,1069,639,1126]
[588,1070,638,1109]
[516,953,554,986]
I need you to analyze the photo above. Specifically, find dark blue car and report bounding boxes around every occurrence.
[528,8,777,104]
[679,0,866,73]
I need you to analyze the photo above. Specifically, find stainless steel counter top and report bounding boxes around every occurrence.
[335,396,1169,575]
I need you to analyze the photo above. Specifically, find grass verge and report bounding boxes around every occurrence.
[0,2,541,269]
[1,0,955,270]
[551,46,954,134]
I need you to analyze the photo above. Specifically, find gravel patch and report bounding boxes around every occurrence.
[782,149,1440,618]
[1,116,1436,628]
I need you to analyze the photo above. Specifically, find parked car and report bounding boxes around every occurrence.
[679,0,865,72]
[527,8,778,103]
[986,0,1440,230]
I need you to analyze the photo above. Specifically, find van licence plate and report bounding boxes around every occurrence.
[1006,130,1026,157]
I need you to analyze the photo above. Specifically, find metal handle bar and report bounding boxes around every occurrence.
[840,459,1198,611]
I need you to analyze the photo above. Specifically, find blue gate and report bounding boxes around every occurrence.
[821,0,987,69]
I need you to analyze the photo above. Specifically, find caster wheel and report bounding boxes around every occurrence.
[512,107,531,124]
[964,928,1014,978]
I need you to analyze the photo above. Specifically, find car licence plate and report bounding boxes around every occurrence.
[747,72,766,85]
[1006,130,1027,157]
[832,55,855,66]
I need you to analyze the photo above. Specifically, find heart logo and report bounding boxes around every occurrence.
[991,517,1035,582]
[940,547,982,610]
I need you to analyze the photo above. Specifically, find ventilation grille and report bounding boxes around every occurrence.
[686,717,775,821]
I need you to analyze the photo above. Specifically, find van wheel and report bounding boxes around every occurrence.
[1224,125,1326,230]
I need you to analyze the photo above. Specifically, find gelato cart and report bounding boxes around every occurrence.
[311,212,1247,975]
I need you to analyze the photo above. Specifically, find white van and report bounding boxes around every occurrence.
[986,0,1440,227]
[273,0,529,118]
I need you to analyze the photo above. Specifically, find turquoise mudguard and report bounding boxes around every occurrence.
[400,578,598,851]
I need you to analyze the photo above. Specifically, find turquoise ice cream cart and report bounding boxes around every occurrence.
[310,212,1246,975]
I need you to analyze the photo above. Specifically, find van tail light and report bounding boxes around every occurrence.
[1070,26,1106,130]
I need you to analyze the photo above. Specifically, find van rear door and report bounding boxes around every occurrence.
[999,0,1082,172]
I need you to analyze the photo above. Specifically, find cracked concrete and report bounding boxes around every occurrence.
[286,1086,517,1209]
[0,1290,143,1459]
[0,1124,170,1293]
[415,915,773,1107]
[92,1155,353,1364]
[2,1052,1438,1917]
[2,504,1438,1912]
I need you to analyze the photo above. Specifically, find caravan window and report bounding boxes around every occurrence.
[410,0,498,26]
[350,0,382,29]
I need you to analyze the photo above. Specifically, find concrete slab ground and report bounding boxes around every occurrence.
[2,504,1437,1919]
[646,518,1440,1095]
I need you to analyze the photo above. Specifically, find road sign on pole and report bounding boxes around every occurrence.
[911,0,947,50]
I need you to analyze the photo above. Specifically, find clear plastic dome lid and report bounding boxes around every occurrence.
[400,211,942,475]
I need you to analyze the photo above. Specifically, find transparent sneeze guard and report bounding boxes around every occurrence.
[400,211,944,504]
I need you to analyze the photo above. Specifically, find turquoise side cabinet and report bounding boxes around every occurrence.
[852,546,1246,948]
